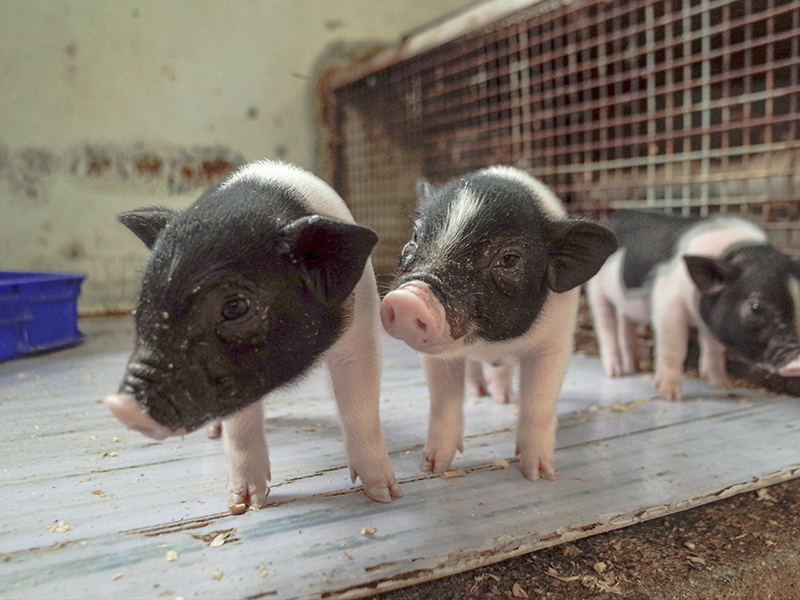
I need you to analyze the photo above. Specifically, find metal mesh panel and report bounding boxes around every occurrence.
[326,0,800,278]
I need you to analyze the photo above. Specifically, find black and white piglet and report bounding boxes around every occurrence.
[586,209,800,401]
[105,160,402,510]
[381,166,617,480]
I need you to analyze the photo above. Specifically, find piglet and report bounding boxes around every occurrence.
[586,209,800,401]
[380,166,617,480]
[105,160,402,511]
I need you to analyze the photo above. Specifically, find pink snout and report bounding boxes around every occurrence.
[380,282,451,353]
[105,393,183,440]
[778,356,800,378]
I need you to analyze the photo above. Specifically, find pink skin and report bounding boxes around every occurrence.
[465,359,516,404]
[380,283,453,354]
[106,391,223,439]
[779,357,800,377]
[104,392,183,440]
[381,279,567,479]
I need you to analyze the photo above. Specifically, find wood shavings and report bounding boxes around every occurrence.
[511,582,529,597]
[191,528,238,547]
[593,561,608,573]
[546,566,580,582]
[111,573,123,581]
[442,470,467,478]
[212,569,222,580]
[687,555,706,565]
[684,541,696,550]
[611,398,651,412]
[756,488,776,502]
[46,521,71,533]
[561,544,582,556]
[360,527,377,536]
[257,565,271,578]
[547,566,623,595]
[491,458,509,469]
[228,503,247,515]
[474,574,500,583]
[587,574,623,595]
[165,550,179,562]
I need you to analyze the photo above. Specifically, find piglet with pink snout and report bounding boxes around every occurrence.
[586,209,800,401]
[105,160,402,513]
[381,166,618,480]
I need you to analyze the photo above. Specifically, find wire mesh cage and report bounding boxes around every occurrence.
[318,0,800,281]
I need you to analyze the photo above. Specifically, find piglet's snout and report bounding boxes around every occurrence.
[380,283,449,352]
[105,392,178,440]
[778,356,800,377]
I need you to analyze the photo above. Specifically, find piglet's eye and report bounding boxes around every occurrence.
[498,253,520,269]
[750,301,764,315]
[221,297,251,321]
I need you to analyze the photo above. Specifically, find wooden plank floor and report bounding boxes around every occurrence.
[2,316,800,599]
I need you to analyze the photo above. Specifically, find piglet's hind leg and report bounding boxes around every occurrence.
[587,281,628,377]
[482,361,516,404]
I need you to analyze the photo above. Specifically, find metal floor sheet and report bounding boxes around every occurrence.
[2,316,800,599]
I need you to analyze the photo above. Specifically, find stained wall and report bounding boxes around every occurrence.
[0,0,472,311]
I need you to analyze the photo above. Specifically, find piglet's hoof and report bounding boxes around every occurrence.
[363,479,404,504]
[205,421,222,439]
[516,443,558,481]
[228,486,270,514]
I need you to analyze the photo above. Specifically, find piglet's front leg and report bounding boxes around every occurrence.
[223,401,271,513]
[421,355,466,473]
[515,344,572,481]
[328,339,403,504]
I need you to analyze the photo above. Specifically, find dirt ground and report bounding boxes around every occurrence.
[374,308,800,600]
[374,477,800,600]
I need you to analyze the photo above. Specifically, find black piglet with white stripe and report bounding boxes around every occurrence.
[381,166,617,480]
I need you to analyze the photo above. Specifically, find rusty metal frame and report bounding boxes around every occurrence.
[320,0,800,277]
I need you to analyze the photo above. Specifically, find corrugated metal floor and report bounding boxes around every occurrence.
[2,315,799,599]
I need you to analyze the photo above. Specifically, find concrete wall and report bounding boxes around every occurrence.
[0,0,471,312]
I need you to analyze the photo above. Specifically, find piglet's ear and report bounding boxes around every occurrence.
[279,215,378,305]
[544,220,619,293]
[684,255,740,295]
[118,207,177,250]
[415,179,438,211]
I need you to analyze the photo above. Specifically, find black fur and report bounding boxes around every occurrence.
[117,174,377,430]
[393,169,617,344]
[687,244,800,369]
[608,209,700,290]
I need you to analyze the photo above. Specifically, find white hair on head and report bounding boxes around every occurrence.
[479,166,567,219]
[221,159,354,222]
[435,186,484,256]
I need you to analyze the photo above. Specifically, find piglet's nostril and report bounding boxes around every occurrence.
[416,318,427,332]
